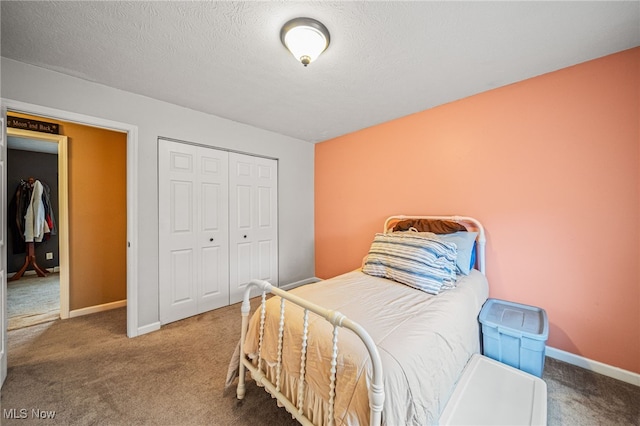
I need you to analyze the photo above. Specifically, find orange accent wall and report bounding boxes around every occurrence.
[65,122,127,310]
[315,47,640,374]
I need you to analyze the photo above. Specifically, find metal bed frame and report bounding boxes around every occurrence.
[236,215,486,426]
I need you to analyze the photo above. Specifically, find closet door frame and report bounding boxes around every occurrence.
[6,128,70,319]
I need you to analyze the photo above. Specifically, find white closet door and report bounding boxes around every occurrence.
[229,153,278,304]
[196,148,230,314]
[159,140,229,324]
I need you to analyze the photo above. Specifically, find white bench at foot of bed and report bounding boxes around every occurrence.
[439,354,547,426]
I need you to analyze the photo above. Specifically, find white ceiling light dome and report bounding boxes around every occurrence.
[280,17,330,67]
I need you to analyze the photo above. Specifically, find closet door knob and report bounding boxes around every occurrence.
[209,238,214,242]
[243,235,247,239]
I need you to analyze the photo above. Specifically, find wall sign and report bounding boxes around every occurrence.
[7,116,59,134]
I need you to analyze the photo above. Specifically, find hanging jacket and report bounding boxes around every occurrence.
[9,180,33,254]
[24,180,49,242]
[40,181,57,236]
[10,178,57,250]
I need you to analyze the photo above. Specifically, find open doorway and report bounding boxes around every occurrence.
[6,127,68,329]
[1,102,139,388]
[5,112,127,326]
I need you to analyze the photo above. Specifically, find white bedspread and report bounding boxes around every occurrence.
[241,269,489,426]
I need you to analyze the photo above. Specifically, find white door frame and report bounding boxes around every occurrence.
[1,99,140,337]
[1,114,7,387]
[6,128,70,318]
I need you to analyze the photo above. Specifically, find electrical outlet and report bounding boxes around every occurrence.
[46,252,54,260]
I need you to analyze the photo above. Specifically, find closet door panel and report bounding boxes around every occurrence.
[200,246,223,301]
[170,249,195,304]
[236,160,252,178]
[258,186,272,227]
[236,242,253,286]
[168,180,194,304]
[229,153,278,304]
[254,156,278,287]
[258,240,273,281]
[196,148,229,314]
[201,184,219,230]
[159,140,229,323]
[236,185,252,228]
[162,248,197,324]
[171,181,193,233]
[159,141,198,324]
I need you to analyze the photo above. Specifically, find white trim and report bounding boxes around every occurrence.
[57,133,70,319]
[137,321,161,336]
[6,128,69,319]
[546,346,640,387]
[69,299,126,318]
[278,277,321,291]
[1,114,7,388]
[2,98,140,338]
[125,126,139,337]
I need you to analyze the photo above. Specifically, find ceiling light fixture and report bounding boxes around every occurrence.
[280,17,330,67]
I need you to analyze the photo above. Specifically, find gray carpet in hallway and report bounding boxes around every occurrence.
[7,272,59,330]
[1,304,638,425]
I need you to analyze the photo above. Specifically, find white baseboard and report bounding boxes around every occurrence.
[546,346,640,387]
[279,277,321,291]
[137,321,161,336]
[69,299,126,318]
[135,279,323,337]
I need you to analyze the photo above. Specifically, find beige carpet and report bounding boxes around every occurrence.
[1,303,639,425]
[2,303,299,426]
[7,272,60,330]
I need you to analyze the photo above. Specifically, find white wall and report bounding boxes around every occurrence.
[0,58,315,331]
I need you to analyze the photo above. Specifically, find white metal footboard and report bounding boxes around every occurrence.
[236,279,385,426]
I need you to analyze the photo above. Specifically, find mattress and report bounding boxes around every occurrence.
[241,269,489,425]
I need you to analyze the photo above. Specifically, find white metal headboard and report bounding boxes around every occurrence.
[383,215,486,275]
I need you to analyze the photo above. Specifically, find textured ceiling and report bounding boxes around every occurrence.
[2,1,639,143]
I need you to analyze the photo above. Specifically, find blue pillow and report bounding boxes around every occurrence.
[469,241,477,271]
[437,232,478,275]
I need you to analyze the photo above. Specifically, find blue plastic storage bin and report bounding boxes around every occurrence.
[478,298,549,377]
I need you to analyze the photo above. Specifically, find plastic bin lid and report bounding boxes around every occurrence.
[439,354,548,425]
[479,298,549,340]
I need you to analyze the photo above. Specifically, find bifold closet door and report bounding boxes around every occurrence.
[158,139,229,324]
[229,153,278,304]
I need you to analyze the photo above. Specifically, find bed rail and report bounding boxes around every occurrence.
[237,279,385,426]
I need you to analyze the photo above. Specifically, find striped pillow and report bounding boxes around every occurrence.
[362,233,457,295]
